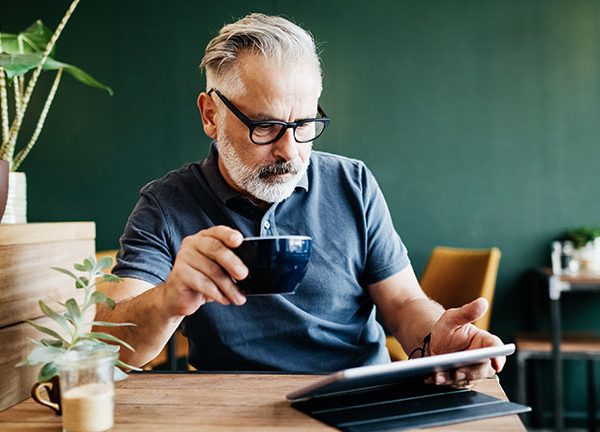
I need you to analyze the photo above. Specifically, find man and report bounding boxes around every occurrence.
[97,13,504,384]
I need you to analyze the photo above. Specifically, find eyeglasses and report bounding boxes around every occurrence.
[208,88,330,145]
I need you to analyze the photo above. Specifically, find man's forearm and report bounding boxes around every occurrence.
[94,284,183,367]
[392,297,444,356]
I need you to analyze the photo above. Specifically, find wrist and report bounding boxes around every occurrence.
[154,282,186,321]
[408,332,431,359]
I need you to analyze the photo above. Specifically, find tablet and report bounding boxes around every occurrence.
[286,343,514,401]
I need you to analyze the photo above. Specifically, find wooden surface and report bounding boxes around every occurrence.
[0,373,526,431]
[0,317,62,412]
[0,222,96,410]
[539,266,600,285]
[0,239,95,328]
[515,331,600,353]
[0,222,95,246]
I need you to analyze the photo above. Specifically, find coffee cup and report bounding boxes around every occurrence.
[233,235,312,295]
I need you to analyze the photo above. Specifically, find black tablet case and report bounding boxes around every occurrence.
[291,379,530,431]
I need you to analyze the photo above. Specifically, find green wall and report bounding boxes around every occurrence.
[5,0,600,425]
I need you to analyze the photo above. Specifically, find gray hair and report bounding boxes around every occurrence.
[200,13,322,95]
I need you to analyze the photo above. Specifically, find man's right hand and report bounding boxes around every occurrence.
[160,226,248,317]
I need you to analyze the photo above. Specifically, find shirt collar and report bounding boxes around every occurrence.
[200,142,309,206]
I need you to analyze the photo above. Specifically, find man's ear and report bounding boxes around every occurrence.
[198,92,218,139]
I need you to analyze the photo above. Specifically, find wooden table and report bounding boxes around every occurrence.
[0,373,525,431]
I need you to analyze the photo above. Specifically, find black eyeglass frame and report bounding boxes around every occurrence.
[208,88,330,145]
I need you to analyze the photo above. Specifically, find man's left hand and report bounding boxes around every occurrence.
[428,297,505,388]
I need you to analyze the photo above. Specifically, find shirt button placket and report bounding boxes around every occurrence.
[263,220,271,233]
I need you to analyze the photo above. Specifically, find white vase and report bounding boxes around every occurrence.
[0,172,27,224]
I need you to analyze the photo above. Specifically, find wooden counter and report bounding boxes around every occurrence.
[0,222,95,410]
[0,373,526,431]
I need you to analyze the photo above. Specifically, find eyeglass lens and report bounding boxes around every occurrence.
[252,121,325,144]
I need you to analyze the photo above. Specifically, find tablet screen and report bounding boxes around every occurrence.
[286,343,514,401]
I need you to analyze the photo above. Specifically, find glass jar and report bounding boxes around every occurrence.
[55,348,118,432]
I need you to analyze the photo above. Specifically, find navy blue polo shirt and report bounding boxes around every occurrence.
[113,143,410,372]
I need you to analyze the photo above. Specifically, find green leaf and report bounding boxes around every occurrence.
[90,291,116,309]
[0,53,40,78]
[0,21,53,55]
[84,332,135,352]
[90,321,136,328]
[51,267,85,287]
[25,345,66,365]
[117,360,142,372]
[38,300,70,333]
[101,274,120,283]
[38,362,58,382]
[74,263,87,272]
[40,339,65,348]
[65,299,81,326]
[83,258,94,272]
[0,52,112,95]
[75,276,90,289]
[113,366,129,381]
[97,257,113,271]
[25,320,67,344]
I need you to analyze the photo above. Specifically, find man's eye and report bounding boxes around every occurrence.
[255,124,277,135]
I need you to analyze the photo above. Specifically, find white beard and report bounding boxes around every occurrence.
[216,132,310,203]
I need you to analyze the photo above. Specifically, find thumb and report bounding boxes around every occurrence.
[444,297,488,328]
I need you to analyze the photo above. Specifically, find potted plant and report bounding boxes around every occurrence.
[564,226,600,273]
[17,255,140,415]
[0,0,112,223]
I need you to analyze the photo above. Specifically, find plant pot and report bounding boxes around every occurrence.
[0,172,27,224]
[0,160,8,220]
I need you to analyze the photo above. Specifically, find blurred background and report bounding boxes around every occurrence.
[4,1,600,428]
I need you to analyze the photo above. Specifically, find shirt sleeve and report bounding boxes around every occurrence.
[360,164,411,285]
[112,188,175,286]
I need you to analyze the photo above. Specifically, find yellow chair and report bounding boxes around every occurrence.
[386,246,502,361]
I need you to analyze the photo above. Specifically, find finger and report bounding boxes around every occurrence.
[193,254,246,305]
[443,297,488,328]
[492,355,506,372]
[449,362,496,383]
[195,232,249,281]
[179,266,230,305]
[201,225,244,248]
[433,372,449,385]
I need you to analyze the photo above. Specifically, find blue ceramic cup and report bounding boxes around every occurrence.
[233,235,312,295]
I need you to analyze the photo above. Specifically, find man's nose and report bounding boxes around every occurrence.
[272,127,299,161]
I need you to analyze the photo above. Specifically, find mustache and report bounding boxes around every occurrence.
[258,158,303,179]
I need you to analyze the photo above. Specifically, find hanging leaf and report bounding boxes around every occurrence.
[84,332,135,352]
[0,52,112,95]
[25,320,68,344]
[90,321,136,328]
[116,359,142,372]
[51,267,86,287]
[38,362,59,382]
[38,300,70,333]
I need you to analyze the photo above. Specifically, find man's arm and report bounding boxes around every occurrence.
[369,265,505,386]
[94,278,183,367]
[94,225,249,368]
[368,265,444,355]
